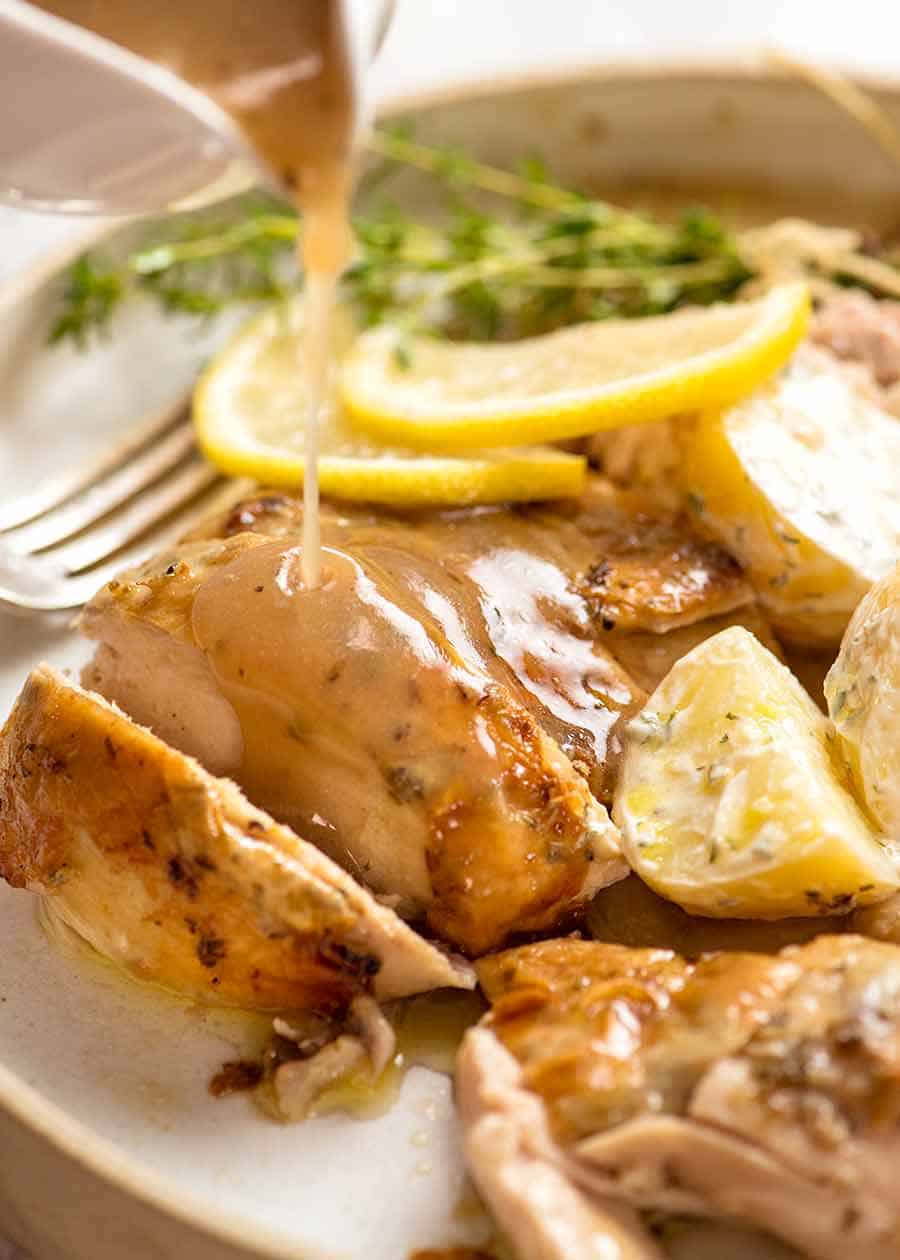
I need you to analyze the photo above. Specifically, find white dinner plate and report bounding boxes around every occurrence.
[2,62,900,1260]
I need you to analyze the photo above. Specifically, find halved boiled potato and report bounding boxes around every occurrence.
[678,346,900,647]
[826,560,900,838]
[614,626,898,918]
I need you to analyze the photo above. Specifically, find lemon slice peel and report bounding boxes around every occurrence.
[338,283,810,450]
[193,298,586,505]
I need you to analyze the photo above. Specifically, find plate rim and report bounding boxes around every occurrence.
[0,1053,332,1260]
[374,49,900,118]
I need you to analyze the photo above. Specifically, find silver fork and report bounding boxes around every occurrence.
[0,393,245,612]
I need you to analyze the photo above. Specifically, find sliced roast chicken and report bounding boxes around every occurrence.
[79,476,763,953]
[458,936,900,1260]
[0,666,471,1013]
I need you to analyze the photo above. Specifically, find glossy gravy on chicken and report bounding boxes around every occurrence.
[36,0,355,587]
[189,538,618,952]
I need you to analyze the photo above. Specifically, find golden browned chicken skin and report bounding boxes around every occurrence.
[81,535,623,955]
[186,478,758,771]
[0,666,472,1011]
[80,477,765,954]
[458,936,900,1260]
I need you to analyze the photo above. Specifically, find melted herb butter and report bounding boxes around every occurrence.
[291,989,487,1121]
[392,989,487,1075]
[38,898,275,1053]
[39,848,484,1122]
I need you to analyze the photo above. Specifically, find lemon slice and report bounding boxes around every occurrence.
[338,284,810,449]
[194,299,586,504]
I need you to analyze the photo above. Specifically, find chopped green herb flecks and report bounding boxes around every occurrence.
[628,710,677,747]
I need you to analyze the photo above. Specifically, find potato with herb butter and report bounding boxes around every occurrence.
[678,345,900,648]
[826,560,900,838]
[613,626,898,918]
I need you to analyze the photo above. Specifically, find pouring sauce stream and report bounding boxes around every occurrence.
[35,0,357,587]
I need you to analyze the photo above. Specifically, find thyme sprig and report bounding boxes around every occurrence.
[47,125,757,347]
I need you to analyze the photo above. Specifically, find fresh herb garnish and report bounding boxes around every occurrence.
[50,196,299,346]
[50,255,126,346]
[47,123,900,348]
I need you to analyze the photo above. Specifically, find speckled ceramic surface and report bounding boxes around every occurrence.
[2,63,900,1260]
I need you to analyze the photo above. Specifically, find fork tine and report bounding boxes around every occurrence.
[7,416,197,554]
[0,391,190,533]
[54,457,222,575]
[0,548,67,612]
[0,476,252,614]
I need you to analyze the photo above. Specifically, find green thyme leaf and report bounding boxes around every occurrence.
[42,126,813,350]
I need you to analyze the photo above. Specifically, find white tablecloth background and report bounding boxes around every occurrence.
[1,0,899,1255]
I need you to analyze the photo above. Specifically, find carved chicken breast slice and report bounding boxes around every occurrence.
[0,666,472,1010]
[176,476,757,799]
[458,936,900,1260]
[81,534,625,956]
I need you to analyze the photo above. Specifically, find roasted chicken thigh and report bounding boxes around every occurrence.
[459,936,900,1260]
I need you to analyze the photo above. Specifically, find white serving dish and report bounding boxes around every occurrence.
[2,62,900,1260]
